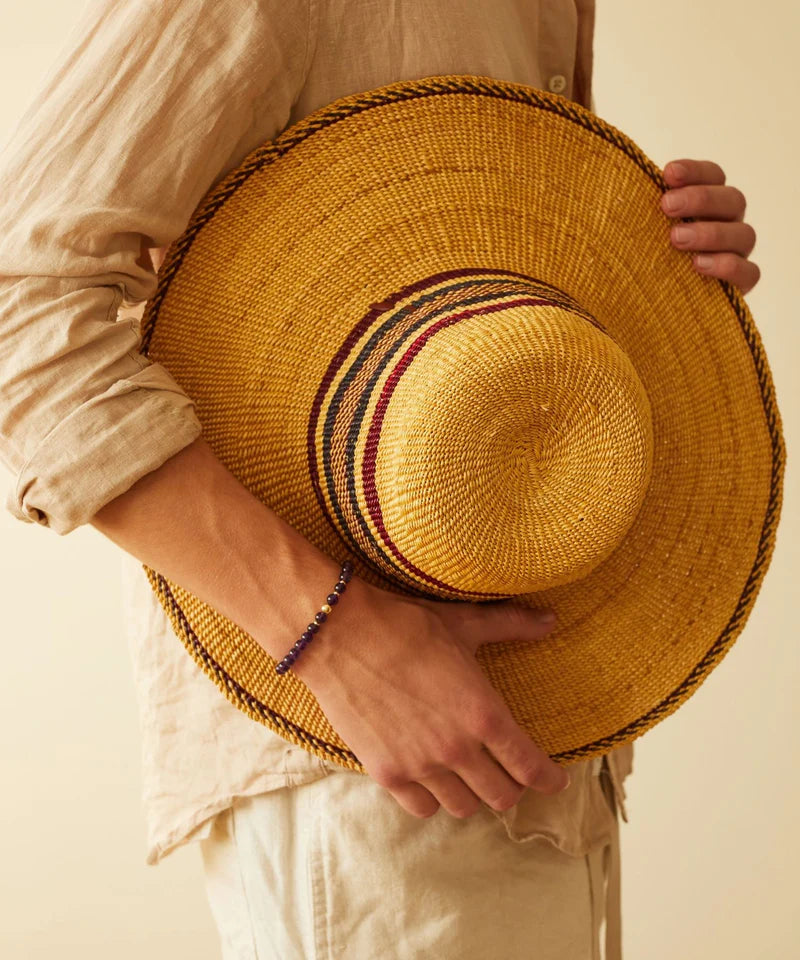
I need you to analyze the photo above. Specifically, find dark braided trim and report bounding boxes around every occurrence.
[137,74,787,767]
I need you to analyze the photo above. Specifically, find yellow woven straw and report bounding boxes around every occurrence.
[138,74,786,768]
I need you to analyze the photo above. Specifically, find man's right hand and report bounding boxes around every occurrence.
[291,571,571,821]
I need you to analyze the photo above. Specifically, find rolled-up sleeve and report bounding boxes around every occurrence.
[0,0,312,535]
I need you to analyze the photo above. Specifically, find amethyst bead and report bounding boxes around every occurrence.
[276,558,354,677]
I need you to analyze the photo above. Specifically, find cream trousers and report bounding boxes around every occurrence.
[200,762,622,959]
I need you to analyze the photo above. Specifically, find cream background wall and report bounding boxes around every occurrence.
[0,1,796,957]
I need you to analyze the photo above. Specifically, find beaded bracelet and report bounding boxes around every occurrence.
[275,559,354,675]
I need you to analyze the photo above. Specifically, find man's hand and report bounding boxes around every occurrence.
[661,159,761,295]
[296,584,571,821]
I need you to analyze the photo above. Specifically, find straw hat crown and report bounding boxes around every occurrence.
[318,271,655,598]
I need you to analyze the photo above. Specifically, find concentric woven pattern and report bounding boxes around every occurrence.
[309,268,655,597]
[139,74,786,769]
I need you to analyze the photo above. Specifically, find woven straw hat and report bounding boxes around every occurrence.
[139,74,786,769]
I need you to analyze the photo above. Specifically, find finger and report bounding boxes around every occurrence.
[479,715,570,795]
[386,780,442,819]
[692,251,762,294]
[466,599,558,654]
[452,745,528,812]
[661,183,746,222]
[670,219,757,258]
[417,769,484,819]
[663,159,726,187]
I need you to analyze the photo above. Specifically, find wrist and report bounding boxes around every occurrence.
[273,557,354,678]
[244,541,360,683]
[271,563,379,691]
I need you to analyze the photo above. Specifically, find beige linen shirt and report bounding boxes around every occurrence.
[0,0,632,868]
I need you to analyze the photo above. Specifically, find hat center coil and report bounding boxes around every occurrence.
[310,270,655,599]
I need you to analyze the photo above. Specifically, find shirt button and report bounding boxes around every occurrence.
[548,74,567,94]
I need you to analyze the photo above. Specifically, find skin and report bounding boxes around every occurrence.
[661,158,761,295]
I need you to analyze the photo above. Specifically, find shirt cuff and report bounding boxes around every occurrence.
[5,362,203,535]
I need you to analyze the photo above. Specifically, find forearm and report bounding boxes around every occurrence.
[90,434,342,676]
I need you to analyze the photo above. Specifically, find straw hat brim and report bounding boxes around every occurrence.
[139,75,786,767]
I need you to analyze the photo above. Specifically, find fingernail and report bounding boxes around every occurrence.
[696,254,714,269]
[663,191,684,213]
[669,162,688,181]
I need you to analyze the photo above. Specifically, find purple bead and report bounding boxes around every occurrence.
[334,581,346,594]
[292,640,305,651]
[315,611,327,624]
[326,593,339,605]
[342,559,353,574]
[301,630,313,642]
[340,569,352,582]
[307,622,320,634]
[286,650,297,662]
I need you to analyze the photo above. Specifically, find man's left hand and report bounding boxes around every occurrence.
[661,159,761,295]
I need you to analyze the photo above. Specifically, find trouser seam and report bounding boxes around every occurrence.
[308,796,331,959]
[231,800,261,960]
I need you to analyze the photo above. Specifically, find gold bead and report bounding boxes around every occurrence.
[320,603,332,614]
